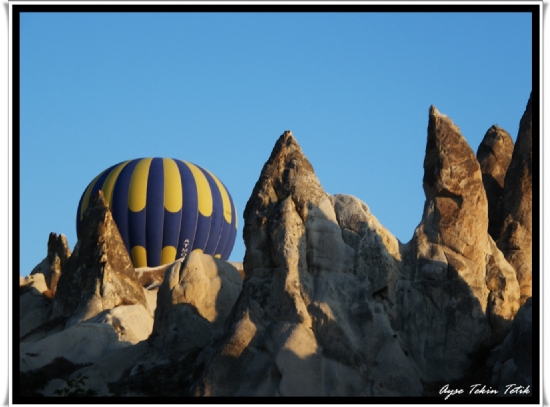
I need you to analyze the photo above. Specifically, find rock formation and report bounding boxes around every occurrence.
[421,106,490,298]
[476,125,514,239]
[20,322,125,373]
[20,274,53,340]
[395,107,520,385]
[496,94,533,305]
[52,190,147,327]
[194,131,417,396]
[18,95,533,399]
[19,191,165,396]
[30,233,72,295]
[152,251,243,351]
[191,115,523,397]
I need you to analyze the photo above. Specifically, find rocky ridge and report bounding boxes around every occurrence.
[476,125,514,240]
[18,95,534,398]
[495,94,533,305]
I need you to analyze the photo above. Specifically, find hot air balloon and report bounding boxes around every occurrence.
[76,158,238,268]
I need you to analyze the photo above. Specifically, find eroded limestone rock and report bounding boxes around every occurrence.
[20,273,53,340]
[20,322,126,373]
[152,251,243,352]
[52,190,147,327]
[88,304,154,345]
[193,131,423,397]
[395,106,520,382]
[30,233,72,295]
[477,125,514,239]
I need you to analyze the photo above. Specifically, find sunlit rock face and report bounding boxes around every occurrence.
[395,106,520,383]
[477,125,514,240]
[152,251,243,352]
[193,131,422,396]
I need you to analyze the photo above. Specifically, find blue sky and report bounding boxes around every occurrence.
[18,9,533,276]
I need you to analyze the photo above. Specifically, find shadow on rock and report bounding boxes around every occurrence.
[190,124,531,399]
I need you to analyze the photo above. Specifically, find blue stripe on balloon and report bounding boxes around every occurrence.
[162,160,182,255]
[214,217,228,258]
[163,210,181,250]
[128,209,146,248]
[189,164,211,254]
[201,166,223,255]
[111,159,140,256]
[213,179,233,259]
[193,212,211,254]
[128,161,147,251]
[175,160,199,260]
[146,158,164,267]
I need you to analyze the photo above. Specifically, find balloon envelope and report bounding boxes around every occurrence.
[76,158,238,268]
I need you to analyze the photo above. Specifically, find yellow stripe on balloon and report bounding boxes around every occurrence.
[129,158,153,212]
[132,246,148,268]
[102,160,131,208]
[163,158,182,213]
[80,171,105,220]
[184,162,212,217]
[204,169,232,224]
[161,246,177,265]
